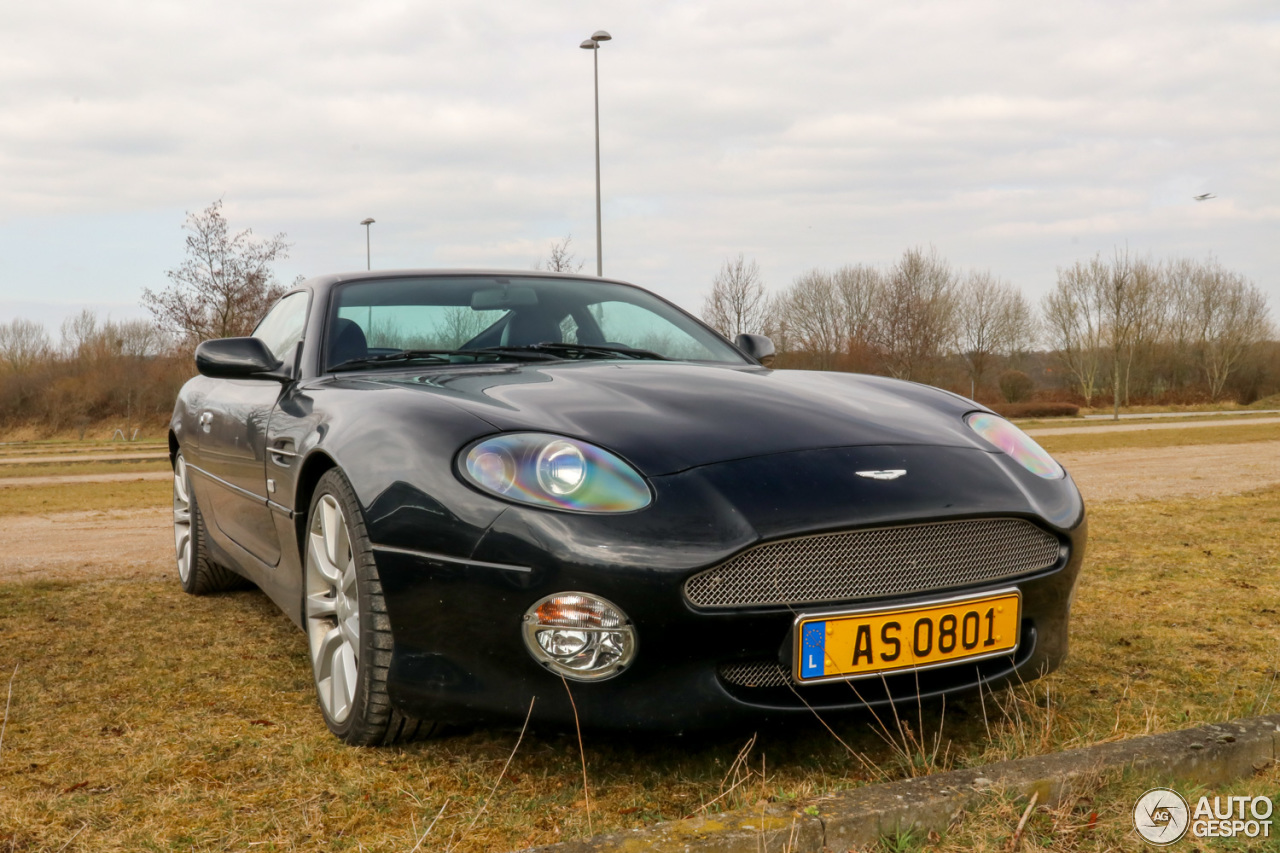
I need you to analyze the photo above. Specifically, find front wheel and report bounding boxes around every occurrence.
[304,468,433,745]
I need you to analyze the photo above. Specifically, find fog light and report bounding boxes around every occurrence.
[522,592,636,681]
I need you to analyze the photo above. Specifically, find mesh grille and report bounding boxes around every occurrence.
[685,518,1059,609]
[718,661,790,688]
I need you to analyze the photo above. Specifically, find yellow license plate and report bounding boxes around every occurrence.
[795,590,1021,683]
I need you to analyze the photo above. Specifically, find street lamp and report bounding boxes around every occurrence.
[580,29,611,277]
[360,218,375,270]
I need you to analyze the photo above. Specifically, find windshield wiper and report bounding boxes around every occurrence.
[473,343,669,361]
[330,347,560,372]
[330,350,455,371]
[331,342,669,372]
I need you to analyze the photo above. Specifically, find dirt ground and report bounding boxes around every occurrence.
[0,508,172,583]
[2,441,1278,583]
[1055,440,1280,501]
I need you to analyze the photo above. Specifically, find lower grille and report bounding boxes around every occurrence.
[718,661,790,688]
[685,518,1059,609]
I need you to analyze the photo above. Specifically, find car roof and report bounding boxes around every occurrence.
[300,269,639,290]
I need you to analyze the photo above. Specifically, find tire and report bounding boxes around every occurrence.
[303,468,434,745]
[173,452,245,595]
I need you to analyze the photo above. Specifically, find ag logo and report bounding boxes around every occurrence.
[855,469,907,481]
[1134,787,1190,845]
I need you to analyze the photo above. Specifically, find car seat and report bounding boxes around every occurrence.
[329,318,369,367]
[501,310,563,347]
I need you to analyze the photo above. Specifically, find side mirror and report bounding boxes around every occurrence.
[195,337,286,379]
[735,333,776,367]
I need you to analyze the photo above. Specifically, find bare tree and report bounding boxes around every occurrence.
[777,270,846,369]
[110,319,167,359]
[955,271,1033,397]
[1042,257,1107,406]
[1114,257,1166,408]
[534,235,585,273]
[871,247,957,382]
[434,307,488,349]
[701,254,769,338]
[143,200,292,344]
[1184,258,1274,399]
[60,309,100,359]
[1161,258,1203,392]
[0,318,50,373]
[832,264,882,365]
[1100,250,1138,419]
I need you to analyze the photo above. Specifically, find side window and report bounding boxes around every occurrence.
[254,291,310,360]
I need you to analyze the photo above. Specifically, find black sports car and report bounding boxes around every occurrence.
[169,270,1086,744]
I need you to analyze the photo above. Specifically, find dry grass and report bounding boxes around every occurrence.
[0,459,171,480]
[0,480,170,518]
[0,421,169,444]
[1,486,1279,850]
[1034,421,1280,454]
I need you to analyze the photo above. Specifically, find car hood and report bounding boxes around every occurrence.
[373,361,990,476]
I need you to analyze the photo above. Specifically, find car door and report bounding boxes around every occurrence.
[197,291,310,567]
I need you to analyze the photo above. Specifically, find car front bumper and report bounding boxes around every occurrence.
[372,444,1087,732]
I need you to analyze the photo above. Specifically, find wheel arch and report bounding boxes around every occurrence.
[294,450,339,558]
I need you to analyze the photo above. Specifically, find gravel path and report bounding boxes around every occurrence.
[2,441,1278,582]
[0,507,172,583]
[1057,440,1280,502]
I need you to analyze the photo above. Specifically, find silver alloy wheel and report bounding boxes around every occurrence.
[172,454,192,583]
[305,494,361,724]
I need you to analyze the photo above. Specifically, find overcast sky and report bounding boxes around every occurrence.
[1,0,1276,331]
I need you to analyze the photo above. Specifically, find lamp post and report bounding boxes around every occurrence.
[579,30,611,277]
[360,218,375,270]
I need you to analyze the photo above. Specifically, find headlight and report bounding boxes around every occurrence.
[522,592,636,681]
[459,433,651,512]
[966,412,1064,479]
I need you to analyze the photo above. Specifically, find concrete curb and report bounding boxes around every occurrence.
[522,714,1280,852]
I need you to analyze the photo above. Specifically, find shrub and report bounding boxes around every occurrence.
[990,402,1080,418]
[998,370,1034,403]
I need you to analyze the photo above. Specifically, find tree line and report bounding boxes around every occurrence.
[2,209,1276,436]
[0,201,293,435]
[702,248,1278,407]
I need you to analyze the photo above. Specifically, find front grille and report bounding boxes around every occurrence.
[685,518,1059,609]
[719,661,790,688]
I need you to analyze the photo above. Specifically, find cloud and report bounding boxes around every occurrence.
[0,0,1276,327]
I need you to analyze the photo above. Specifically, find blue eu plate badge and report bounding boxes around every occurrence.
[801,621,826,679]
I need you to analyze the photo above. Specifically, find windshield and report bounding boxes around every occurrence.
[325,275,747,371]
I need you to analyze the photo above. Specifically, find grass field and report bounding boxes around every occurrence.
[0,459,170,480]
[3,483,1279,851]
[0,480,170,517]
